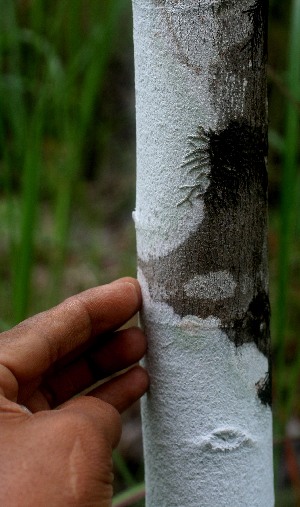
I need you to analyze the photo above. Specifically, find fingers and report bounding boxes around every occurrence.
[0,278,141,395]
[89,365,149,413]
[41,327,147,408]
[53,365,149,428]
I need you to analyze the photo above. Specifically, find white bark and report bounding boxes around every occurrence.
[132,1,274,506]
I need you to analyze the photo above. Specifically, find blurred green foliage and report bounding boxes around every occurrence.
[269,0,300,425]
[0,0,299,505]
[0,0,136,325]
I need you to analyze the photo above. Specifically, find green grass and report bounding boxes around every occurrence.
[274,0,300,430]
[0,0,130,321]
[112,483,145,507]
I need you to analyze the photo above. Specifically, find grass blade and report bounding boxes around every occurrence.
[112,483,145,507]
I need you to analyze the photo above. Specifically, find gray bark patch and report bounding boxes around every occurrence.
[184,272,236,300]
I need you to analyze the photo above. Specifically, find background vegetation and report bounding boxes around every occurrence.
[0,0,299,505]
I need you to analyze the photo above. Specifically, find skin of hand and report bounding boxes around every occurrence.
[0,277,149,507]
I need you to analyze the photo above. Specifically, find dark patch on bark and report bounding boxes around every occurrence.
[227,290,270,356]
[140,120,269,345]
[209,0,268,128]
[243,0,269,68]
[139,119,271,405]
[256,358,272,406]
[207,121,268,212]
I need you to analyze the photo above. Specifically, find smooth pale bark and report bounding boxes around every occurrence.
[132,1,273,506]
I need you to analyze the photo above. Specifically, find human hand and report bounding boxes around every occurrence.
[0,278,148,506]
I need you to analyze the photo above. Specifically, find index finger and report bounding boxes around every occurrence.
[0,278,141,388]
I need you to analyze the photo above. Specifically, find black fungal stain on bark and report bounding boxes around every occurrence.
[207,121,268,212]
[227,290,270,356]
[256,363,272,407]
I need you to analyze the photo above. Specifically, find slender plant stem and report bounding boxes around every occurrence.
[112,483,145,507]
[12,106,43,323]
[113,450,136,488]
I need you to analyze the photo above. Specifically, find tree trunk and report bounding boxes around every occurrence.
[132,1,273,505]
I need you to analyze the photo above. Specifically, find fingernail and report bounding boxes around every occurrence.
[110,279,140,305]
[18,404,33,415]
